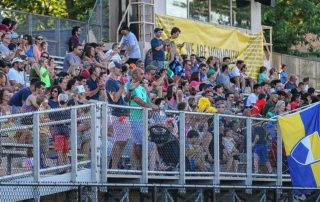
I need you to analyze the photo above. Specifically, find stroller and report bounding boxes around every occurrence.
[149,125,180,168]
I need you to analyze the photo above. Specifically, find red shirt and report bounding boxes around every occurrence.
[251,99,266,115]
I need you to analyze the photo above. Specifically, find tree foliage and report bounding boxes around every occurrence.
[262,0,320,54]
[0,0,95,21]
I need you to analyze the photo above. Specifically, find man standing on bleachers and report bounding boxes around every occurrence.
[68,26,81,52]
[119,25,141,65]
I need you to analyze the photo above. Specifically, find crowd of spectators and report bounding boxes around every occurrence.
[0,17,318,173]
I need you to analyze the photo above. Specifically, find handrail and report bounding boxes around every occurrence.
[116,2,131,43]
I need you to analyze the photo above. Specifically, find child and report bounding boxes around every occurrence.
[186,130,208,172]
[222,129,239,172]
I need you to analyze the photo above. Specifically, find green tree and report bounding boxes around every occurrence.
[262,0,320,54]
[0,0,95,21]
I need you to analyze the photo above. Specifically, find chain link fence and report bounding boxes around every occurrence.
[0,102,290,200]
[0,2,106,57]
[273,53,320,89]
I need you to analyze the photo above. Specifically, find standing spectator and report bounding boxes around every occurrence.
[63,43,83,72]
[223,57,231,65]
[8,57,26,90]
[53,93,71,171]
[279,64,289,84]
[38,52,52,88]
[120,25,141,64]
[246,84,262,107]
[151,27,167,71]
[303,77,309,93]
[33,35,44,61]
[106,61,134,169]
[125,68,158,169]
[86,66,102,100]
[68,26,81,52]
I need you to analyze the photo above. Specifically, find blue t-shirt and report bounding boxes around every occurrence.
[63,52,82,72]
[121,32,141,59]
[151,37,165,61]
[86,77,99,100]
[48,99,59,109]
[106,78,129,117]
[280,71,288,84]
[8,87,32,107]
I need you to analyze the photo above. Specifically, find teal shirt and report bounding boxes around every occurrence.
[258,73,269,84]
[126,82,151,120]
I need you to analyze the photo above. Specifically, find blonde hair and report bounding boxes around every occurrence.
[68,64,80,77]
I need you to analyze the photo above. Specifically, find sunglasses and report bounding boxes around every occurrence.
[36,38,43,40]
[42,56,49,59]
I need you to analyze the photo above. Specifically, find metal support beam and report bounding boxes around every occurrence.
[70,108,78,182]
[246,118,252,194]
[141,108,148,193]
[213,114,220,192]
[179,112,186,193]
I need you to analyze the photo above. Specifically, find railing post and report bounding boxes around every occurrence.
[70,108,78,182]
[141,108,148,193]
[90,104,99,182]
[32,113,40,182]
[276,123,282,193]
[179,112,186,193]
[56,18,61,57]
[101,103,108,184]
[28,13,32,35]
[245,118,252,194]
[213,114,220,192]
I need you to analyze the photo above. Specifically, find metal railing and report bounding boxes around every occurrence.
[0,101,288,187]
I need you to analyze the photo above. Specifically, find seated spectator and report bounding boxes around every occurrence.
[262,92,278,116]
[104,42,122,63]
[230,60,244,90]
[246,84,262,108]
[284,75,298,90]
[8,57,26,90]
[258,66,270,84]
[222,129,239,172]
[291,82,305,97]
[186,129,208,171]
[48,85,62,108]
[216,64,231,90]
[290,94,301,110]
[251,93,267,116]
[0,33,16,61]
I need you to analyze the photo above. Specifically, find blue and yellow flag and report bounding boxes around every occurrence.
[279,103,320,187]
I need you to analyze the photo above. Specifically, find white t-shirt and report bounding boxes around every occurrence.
[246,93,258,107]
[104,49,122,63]
[120,32,141,59]
[231,66,240,78]
[8,68,25,86]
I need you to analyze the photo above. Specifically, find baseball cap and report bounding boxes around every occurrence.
[12,57,24,64]
[108,61,122,69]
[207,69,215,77]
[154,28,163,33]
[11,33,18,39]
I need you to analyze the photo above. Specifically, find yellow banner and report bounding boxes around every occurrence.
[156,14,263,78]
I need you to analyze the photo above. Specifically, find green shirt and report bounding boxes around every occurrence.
[39,66,51,88]
[126,82,151,121]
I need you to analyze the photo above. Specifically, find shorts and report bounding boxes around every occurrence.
[111,115,131,142]
[131,120,143,144]
[253,144,269,163]
[126,58,139,65]
[54,135,70,154]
